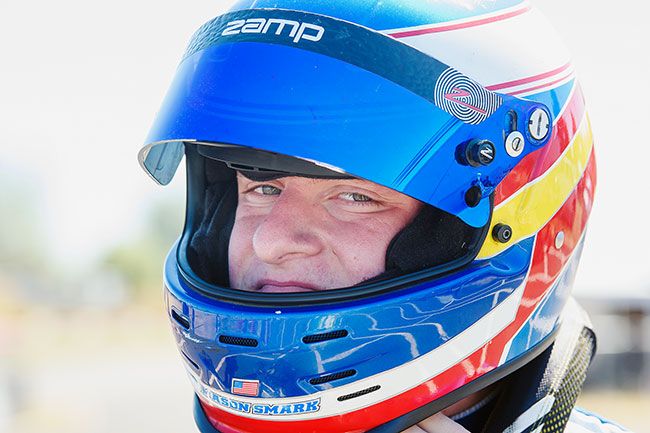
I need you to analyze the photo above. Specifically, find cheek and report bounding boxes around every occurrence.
[328,217,403,279]
[227,216,256,284]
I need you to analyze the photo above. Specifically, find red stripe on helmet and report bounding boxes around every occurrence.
[495,85,586,206]
[497,148,596,349]
[388,5,531,39]
[486,63,572,92]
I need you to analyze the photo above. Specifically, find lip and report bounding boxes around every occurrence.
[256,279,321,293]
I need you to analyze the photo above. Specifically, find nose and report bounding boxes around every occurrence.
[252,190,324,265]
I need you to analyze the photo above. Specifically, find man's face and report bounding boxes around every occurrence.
[228,173,422,293]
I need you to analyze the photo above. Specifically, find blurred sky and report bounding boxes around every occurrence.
[1,0,649,295]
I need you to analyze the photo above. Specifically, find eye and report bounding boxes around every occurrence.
[339,192,373,203]
[254,184,282,196]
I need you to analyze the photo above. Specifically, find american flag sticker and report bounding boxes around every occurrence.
[231,378,260,397]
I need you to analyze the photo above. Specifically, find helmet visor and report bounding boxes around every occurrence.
[139,8,551,228]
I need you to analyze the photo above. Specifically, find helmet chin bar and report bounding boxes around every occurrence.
[192,300,594,433]
[192,329,550,433]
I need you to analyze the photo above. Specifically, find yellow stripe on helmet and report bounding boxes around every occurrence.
[477,113,594,259]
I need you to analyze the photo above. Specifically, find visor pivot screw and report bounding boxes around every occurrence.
[528,108,551,141]
[465,140,496,167]
[465,186,483,208]
[493,224,513,243]
[555,231,565,249]
[505,131,525,157]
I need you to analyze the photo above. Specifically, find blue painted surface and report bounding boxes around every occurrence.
[505,236,585,362]
[525,79,576,121]
[165,237,534,398]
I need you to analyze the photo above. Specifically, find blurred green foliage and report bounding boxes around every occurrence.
[100,199,183,302]
[0,166,183,308]
[0,172,47,273]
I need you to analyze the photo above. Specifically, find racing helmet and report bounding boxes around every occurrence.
[139,1,596,432]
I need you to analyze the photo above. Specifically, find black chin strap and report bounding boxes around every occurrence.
[482,299,596,433]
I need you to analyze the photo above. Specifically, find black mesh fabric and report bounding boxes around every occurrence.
[187,160,237,287]
[386,203,480,275]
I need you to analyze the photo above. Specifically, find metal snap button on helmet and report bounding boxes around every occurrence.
[528,107,552,141]
[464,139,496,167]
[465,185,484,208]
[505,131,525,157]
[493,223,513,243]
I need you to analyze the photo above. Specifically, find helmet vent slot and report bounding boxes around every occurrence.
[337,385,381,401]
[171,308,190,330]
[309,369,356,385]
[302,330,348,344]
[180,350,200,371]
[219,335,259,347]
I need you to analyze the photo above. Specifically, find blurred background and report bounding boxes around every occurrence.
[0,0,648,432]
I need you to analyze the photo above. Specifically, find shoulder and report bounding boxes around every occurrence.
[565,407,633,433]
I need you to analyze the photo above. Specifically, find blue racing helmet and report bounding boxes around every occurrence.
[139,1,597,432]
